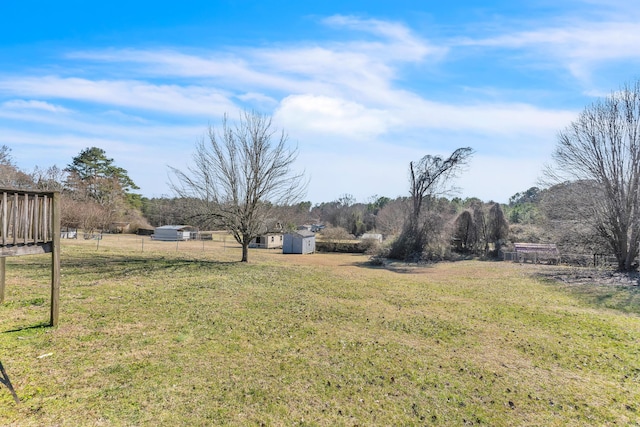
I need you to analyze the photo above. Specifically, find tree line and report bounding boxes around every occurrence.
[0,145,148,235]
[3,80,640,268]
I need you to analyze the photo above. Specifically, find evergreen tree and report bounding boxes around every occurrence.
[65,147,139,206]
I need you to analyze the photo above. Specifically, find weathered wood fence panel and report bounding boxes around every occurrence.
[0,189,60,326]
[504,243,560,264]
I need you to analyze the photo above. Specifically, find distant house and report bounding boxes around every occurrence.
[249,233,284,249]
[298,224,325,232]
[153,225,196,241]
[361,233,383,243]
[283,230,316,254]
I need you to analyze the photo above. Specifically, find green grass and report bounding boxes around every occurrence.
[0,237,639,426]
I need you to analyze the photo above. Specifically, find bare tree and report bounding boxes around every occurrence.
[376,198,408,237]
[452,209,477,253]
[170,110,306,262]
[539,181,610,256]
[389,147,473,260]
[141,197,203,227]
[545,81,640,270]
[271,202,312,231]
[409,148,473,222]
[0,145,13,166]
[60,197,112,235]
[0,145,35,189]
[487,203,509,254]
[31,165,67,192]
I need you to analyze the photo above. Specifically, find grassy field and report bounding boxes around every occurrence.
[1,235,639,426]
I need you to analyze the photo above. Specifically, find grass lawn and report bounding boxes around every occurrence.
[1,235,639,426]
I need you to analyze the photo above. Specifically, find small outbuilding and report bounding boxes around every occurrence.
[137,227,155,236]
[153,225,196,241]
[506,243,560,263]
[283,230,316,254]
[361,233,383,243]
[61,227,77,239]
[250,233,284,249]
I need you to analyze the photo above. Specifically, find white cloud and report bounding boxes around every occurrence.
[0,76,236,116]
[321,15,443,62]
[275,94,390,140]
[65,16,442,107]
[69,49,304,93]
[467,22,640,61]
[236,92,279,107]
[2,99,70,113]
[400,99,576,138]
[458,21,640,85]
[275,90,575,153]
[0,12,615,202]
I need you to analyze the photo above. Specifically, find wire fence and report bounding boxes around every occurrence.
[61,232,242,257]
[503,251,619,268]
[67,233,624,269]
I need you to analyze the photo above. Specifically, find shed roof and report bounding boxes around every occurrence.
[289,230,315,238]
[514,243,559,254]
[361,233,382,239]
[155,225,194,231]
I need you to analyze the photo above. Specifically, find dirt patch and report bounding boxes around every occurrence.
[535,267,640,287]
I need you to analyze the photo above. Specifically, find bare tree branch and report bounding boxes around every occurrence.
[544,80,640,270]
[169,110,307,262]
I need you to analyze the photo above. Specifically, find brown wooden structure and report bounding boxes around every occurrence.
[0,189,60,326]
[504,243,559,264]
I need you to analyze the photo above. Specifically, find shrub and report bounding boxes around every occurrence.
[319,226,354,241]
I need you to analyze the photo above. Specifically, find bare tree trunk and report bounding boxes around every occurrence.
[241,242,249,262]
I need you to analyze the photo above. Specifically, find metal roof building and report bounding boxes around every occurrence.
[153,225,196,241]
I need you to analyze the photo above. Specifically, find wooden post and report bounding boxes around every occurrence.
[0,257,5,304]
[33,195,39,244]
[2,192,7,246]
[23,193,28,244]
[0,361,20,404]
[50,192,60,327]
[12,193,18,245]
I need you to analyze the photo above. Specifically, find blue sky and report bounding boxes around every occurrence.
[1,1,638,204]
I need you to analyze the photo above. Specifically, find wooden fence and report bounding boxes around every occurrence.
[0,189,60,326]
[503,243,560,264]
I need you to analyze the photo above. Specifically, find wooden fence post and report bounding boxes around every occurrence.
[0,361,20,404]
[0,257,5,304]
[50,192,60,327]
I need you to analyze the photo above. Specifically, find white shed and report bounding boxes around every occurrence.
[361,233,383,243]
[153,225,195,241]
[283,230,316,254]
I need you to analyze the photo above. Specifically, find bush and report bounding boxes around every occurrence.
[319,226,354,241]
[316,241,364,253]
[359,238,381,255]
